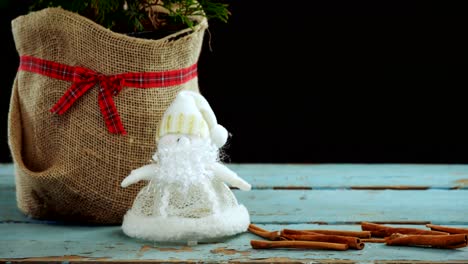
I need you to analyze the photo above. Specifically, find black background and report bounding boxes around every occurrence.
[1,1,466,164]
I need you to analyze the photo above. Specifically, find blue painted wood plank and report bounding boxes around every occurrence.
[228,163,468,189]
[3,163,468,189]
[0,186,28,223]
[2,186,467,225]
[2,163,468,262]
[234,189,468,225]
[0,164,15,187]
[1,223,467,262]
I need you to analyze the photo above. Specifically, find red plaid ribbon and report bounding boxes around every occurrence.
[19,55,198,135]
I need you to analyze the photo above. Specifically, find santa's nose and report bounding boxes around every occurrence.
[177,136,190,146]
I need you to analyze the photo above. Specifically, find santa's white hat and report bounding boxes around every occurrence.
[158,90,228,148]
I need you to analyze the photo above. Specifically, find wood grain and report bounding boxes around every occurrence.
[1,163,468,262]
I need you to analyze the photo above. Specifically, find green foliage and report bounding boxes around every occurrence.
[29,0,230,33]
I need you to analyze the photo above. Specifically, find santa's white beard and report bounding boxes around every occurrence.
[151,139,220,187]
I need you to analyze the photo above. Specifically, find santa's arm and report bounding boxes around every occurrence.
[121,163,158,188]
[211,162,251,191]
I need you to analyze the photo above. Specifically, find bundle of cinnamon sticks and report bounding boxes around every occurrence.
[362,222,468,249]
[249,224,367,251]
[248,222,468,250]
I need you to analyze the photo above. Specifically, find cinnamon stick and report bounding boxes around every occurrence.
[385,233,468,249]
[249,223,269,232]
[281,229,319,235]
[426,224,468,234]
[361,222,449,237]
[282,228,371,238]
[281,233,364,250]
[248,224,281,241]
[361,238,386,243]
[250,240,349,251]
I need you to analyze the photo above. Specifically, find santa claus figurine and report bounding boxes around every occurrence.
[120,90,251,243]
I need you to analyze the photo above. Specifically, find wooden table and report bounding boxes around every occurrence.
[1,163,468,263]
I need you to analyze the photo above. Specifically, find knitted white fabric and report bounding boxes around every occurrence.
[122,178,250,241]
[158,91,228,148]
[121,170,250,242]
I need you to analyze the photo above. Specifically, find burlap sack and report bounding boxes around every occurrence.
[8,7,208,224]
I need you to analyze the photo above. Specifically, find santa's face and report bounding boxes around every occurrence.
[151,134,219,183]
[152,134,219,177]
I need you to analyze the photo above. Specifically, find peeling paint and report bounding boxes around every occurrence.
[235,257,357,263]
[158,246,193,252]
[376,261,468,264]
[0,255,108,262]
[139,245,153,253]
[210,247,250,256]
[455,178,468,186]
[139,245,193,254]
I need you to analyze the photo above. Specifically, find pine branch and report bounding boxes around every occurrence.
[29,0,231,34]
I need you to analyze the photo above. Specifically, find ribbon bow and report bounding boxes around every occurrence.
[19,55,198,135]
[51,66,127,134]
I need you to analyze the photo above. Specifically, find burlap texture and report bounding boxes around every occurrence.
[8,7,208,224]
